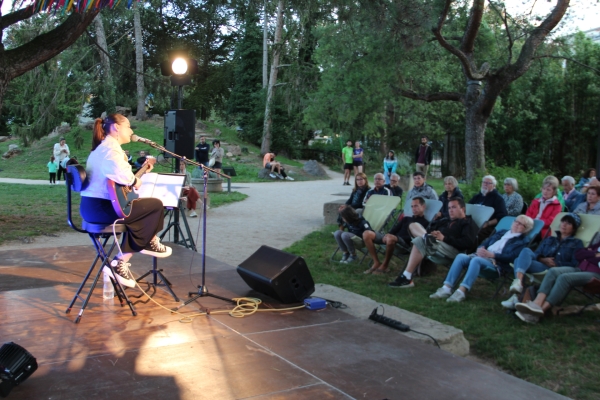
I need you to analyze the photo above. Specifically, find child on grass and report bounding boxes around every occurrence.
[47,155,58,185]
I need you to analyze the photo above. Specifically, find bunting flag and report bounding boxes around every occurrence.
[21,0,138,15]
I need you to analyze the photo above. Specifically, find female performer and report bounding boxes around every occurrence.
[80,114,171,288]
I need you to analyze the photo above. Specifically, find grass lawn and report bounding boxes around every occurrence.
[285,225,600,400]
[0,183,247,246]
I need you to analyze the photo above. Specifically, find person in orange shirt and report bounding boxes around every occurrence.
[263,152,294,181]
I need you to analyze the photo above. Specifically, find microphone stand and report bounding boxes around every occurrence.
[138,139,235,308]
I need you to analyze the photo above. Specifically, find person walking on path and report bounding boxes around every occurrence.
[341,140,353,185]
[47,156,58,185]
[414,136,432,177]
[53,137,70,181]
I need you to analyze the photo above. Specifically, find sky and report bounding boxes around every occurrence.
[1,1,598,35]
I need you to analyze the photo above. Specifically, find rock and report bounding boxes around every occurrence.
[258,168,275,179]
[2,144,22,159]
[226,144,242,156]
[8,144,19,151]
[48,124,71,139]
[151,114,163,122]
[226,152,233,157]
[214,128,221,137]
[303,160,326,176]
[323,199,347,225]
[0,136,9,143]
[83,122,94,130]
[101,111,107,119]
[116,106,131,116]
[197,121,207,130]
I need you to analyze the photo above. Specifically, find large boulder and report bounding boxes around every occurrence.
[2,144,21,159]
[48,123,71,139]
[0,136,10,143]
[303,160,326,176]
[214,128,221,137]
[258,168,275,179]
[226,144,242,156]
[116,106,131,116]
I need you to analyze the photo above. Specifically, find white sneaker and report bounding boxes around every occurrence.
[269,173,276,178]
[446,289,466,303]
[429,286,452,299]
[285,176,294,181]
[189,211,198,218]
[501,294,519,310]
[515,300,544,317]
[276,173,284,179]
[140,237,172,258]
[103,260,135,288]
[515,311,539,324]
[509,278,523,294]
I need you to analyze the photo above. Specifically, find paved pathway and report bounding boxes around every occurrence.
[0,168,350,267]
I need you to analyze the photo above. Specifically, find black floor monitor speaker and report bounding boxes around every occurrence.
[237,246,315,304]
[164,109,195,159]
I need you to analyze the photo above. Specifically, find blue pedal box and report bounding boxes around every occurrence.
[304,297,327,310]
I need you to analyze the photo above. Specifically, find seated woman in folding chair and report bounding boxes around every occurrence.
[79,114,171,288]
[501,213,583,310]
[515,239,600,324]
[429,215,534,303]
[334,206,373,264]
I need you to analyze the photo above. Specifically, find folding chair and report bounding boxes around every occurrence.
[331,196,401,263]
[64,165,137,323]
[466,204,495,229]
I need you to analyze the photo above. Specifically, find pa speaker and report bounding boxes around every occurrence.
[164,109,195,159]
[237,246,315,304]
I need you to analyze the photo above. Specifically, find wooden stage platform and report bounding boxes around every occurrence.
[0,245,566,400]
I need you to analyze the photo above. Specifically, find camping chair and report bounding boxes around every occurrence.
[466,204,495,229]
[64,165,137,323]
[330,195,401,263]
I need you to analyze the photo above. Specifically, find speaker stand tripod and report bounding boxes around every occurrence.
[159,200,197,252]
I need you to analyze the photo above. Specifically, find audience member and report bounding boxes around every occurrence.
[263,152,293,180]
[430,215,533,302]
[211,140,224,174]
[526,177,562,238]
[338,173,370,228]
[414,136,432,176]
[195,136,210,167]
[362,173,392,206]
[406,171,438,201]
[180,162,202,217]
[562,175,583,212]
[334,206,373,264]
[577,167,596,189]
[363,197,429,275]
[436,176,463,220]
[515,239,600,324]
[501,213,583,310]
[47,155,58,185]
[65,156,79,167]
[135,150,147,169]
[573,185,600,215]
[388,197,478,288]
[352,141,364,175]
[53,136,70,181]
[468,175,508,243]
[384,173,403,197]
[383,150,397,185]
[124,150,134,166]
[341,140,354,185]
[502,178,524,216]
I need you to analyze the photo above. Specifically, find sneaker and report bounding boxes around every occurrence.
[515,311,539,324]
[388,275,414,288]
[285,176,294,181]
[103,259,135,288]
[515,300,544,317]
[140,237,173,258]
[340,253,350,263]
[189,211,198,218]
[509,278,523,294]
[342,254,358,264]
[501,294,519,310]
[276,173,284,179]
[269,173,276,179]
[430,286,452,299]
[446,289,466,303]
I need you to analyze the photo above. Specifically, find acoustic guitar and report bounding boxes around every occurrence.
[107,156,156,218]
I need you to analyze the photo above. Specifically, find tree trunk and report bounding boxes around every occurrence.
[464,81,487,181]
[94,15,116,115]
[260,0,283,155]
[262,0,268,89]
[133,3,146,120]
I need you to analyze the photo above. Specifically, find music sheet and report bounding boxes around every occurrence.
[137,173,185,208]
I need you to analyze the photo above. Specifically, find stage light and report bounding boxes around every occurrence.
[0,342,38,397]
[171,58,188,75]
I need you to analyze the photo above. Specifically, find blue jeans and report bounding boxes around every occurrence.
[539,267,600,306]
[513,248,548,277]
[444,254,499,291]
[334,230,357,254]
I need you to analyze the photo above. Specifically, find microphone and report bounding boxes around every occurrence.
[131,134,156,145]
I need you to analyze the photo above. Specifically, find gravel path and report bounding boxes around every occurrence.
[0,167,350,266]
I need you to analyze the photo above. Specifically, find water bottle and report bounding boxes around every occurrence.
[103,274,114,300]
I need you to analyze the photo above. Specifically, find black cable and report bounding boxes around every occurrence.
[312,297,348,309]
[408,329,441,349]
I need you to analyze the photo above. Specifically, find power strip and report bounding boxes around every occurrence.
[368,308,410,332]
